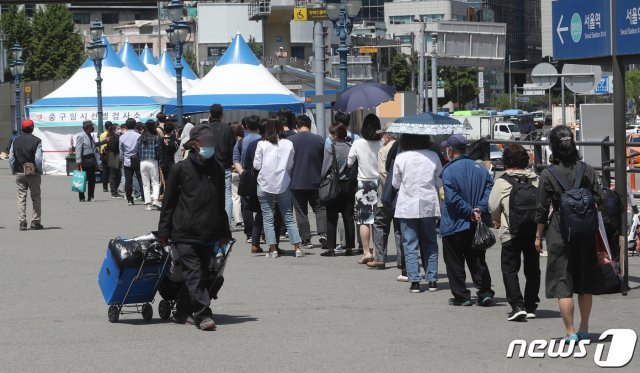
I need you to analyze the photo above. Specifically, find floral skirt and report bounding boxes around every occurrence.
[354,180,378,225]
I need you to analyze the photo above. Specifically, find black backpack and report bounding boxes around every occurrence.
[501,174,538,237]
[547,162,598,242]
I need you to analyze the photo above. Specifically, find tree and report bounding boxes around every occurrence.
[247,35,262,59]
[438,66,479,107]
[28,4,84,80]
[487,93,511,111]
[0,5,32,80]
[626,69,640,116]
[389,52,412,92]
[182,46,198,77]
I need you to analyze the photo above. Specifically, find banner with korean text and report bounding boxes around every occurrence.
[27,105,161,175]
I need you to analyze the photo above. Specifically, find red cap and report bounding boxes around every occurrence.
[21,119,34,130]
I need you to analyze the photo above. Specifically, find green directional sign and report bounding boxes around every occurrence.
[437,79,445,88]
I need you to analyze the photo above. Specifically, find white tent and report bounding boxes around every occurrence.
[140,45,179,93]
[118,40,174,98]
[26,38,163,175]
[164,34,303,114]
[159,50,194,91]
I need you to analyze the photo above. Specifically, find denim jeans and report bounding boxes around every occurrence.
[224,168,233,225]
[257,186,301,246]
[399,217,439,283]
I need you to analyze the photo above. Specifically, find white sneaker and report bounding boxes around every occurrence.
[145,204,153,211]
[295,249,305,258]
[267,251,279,258]
[396,275,408,282]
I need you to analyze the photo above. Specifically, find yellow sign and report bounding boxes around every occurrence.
[24,85,31,94]
[293,7,328,21]
[359,47,379,54]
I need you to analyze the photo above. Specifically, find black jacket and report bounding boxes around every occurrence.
[208,120,235,169]
[158,153,232,243]
[11,133,41,174]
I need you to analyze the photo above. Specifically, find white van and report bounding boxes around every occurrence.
[493,122,522,140]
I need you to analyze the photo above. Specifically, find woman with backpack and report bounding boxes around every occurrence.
[534,126,601,342]
[320,123,356,257]
[489,144,540,321]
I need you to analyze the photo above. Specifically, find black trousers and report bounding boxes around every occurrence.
[501,236,541,310]
[326,185,355,250]
[109,167,121,196]
[291,189,327,241]
[174,243,213,320]
[124,166,143,203]
[241,196,254,237]
[79,160,96,201]
[101,159,110,190]
[442,228,495,300]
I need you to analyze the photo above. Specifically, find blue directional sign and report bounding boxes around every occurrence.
[595,76,609,94]
[552,0,611,60]
[615,0,640,55]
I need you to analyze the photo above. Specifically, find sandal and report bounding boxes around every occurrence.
[358,256,373,264]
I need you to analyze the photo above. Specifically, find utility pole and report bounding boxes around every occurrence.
[418,19,425,112]
[314,20,326,136]
[431,32,438,114]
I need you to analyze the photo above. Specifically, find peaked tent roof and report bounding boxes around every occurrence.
[159,50,193,90]
[118,41,174,98]
[180,55,200,82]
[140,45,179,93]
[29,38,166,108]
[164,34,304,114]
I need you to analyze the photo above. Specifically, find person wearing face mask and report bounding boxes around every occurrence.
[158,124,231,331]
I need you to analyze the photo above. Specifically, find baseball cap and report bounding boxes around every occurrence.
[189,124,216,146]
[21,119,34,130]
[376,122,394,134]
[440,134,468,151]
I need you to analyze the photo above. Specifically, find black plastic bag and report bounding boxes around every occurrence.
[472,221,496,250]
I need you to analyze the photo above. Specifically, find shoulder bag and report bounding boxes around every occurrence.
[319,142,340,203]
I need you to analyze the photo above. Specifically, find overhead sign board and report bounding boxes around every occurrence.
[293,7,328,21]
[552,0,611,60]
[523,83,545,96]
[615,0,640,55]
[359,47,378,54]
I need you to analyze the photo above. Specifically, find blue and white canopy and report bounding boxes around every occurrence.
[140,45,179,93]
[159,50,194,90]
[29,38,166,108]
[118,40,174,98]
[165,34,304,114]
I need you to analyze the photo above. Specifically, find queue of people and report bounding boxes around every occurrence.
[7,102,603,339]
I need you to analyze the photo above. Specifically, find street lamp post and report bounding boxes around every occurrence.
[10,43,25,135]
[430,33,438,114]
[166,0,190,129]
[508,54,527,108]
[87,19,107,134]
[326,0,362,92]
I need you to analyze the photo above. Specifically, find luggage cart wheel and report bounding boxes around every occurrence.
[141,303,153,321]
[108,306,119,323]
[158,300,171,320]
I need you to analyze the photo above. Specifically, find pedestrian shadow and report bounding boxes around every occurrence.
[532,309,561,319]
[113,318,167,325]
[214,314,258,325]
[38,227,62,230]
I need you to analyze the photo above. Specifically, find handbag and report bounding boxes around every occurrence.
[71,169,87,193]
[108,152,120,169]
[471,220,496,250]
[381,162,398,209]
[238,168,258,197]
[319,142,340,203]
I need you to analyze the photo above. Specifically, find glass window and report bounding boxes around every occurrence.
[102,13,119,24]
[499,125,508,133]
[389,16,413,24]
[132,43,149,55]
[291,46,305,60]
[74,13,90,24]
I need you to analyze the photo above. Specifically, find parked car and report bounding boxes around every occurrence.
[627,133,640,167]
[490,144,504,170]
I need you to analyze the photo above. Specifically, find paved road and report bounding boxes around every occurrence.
[0,161,638,372]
